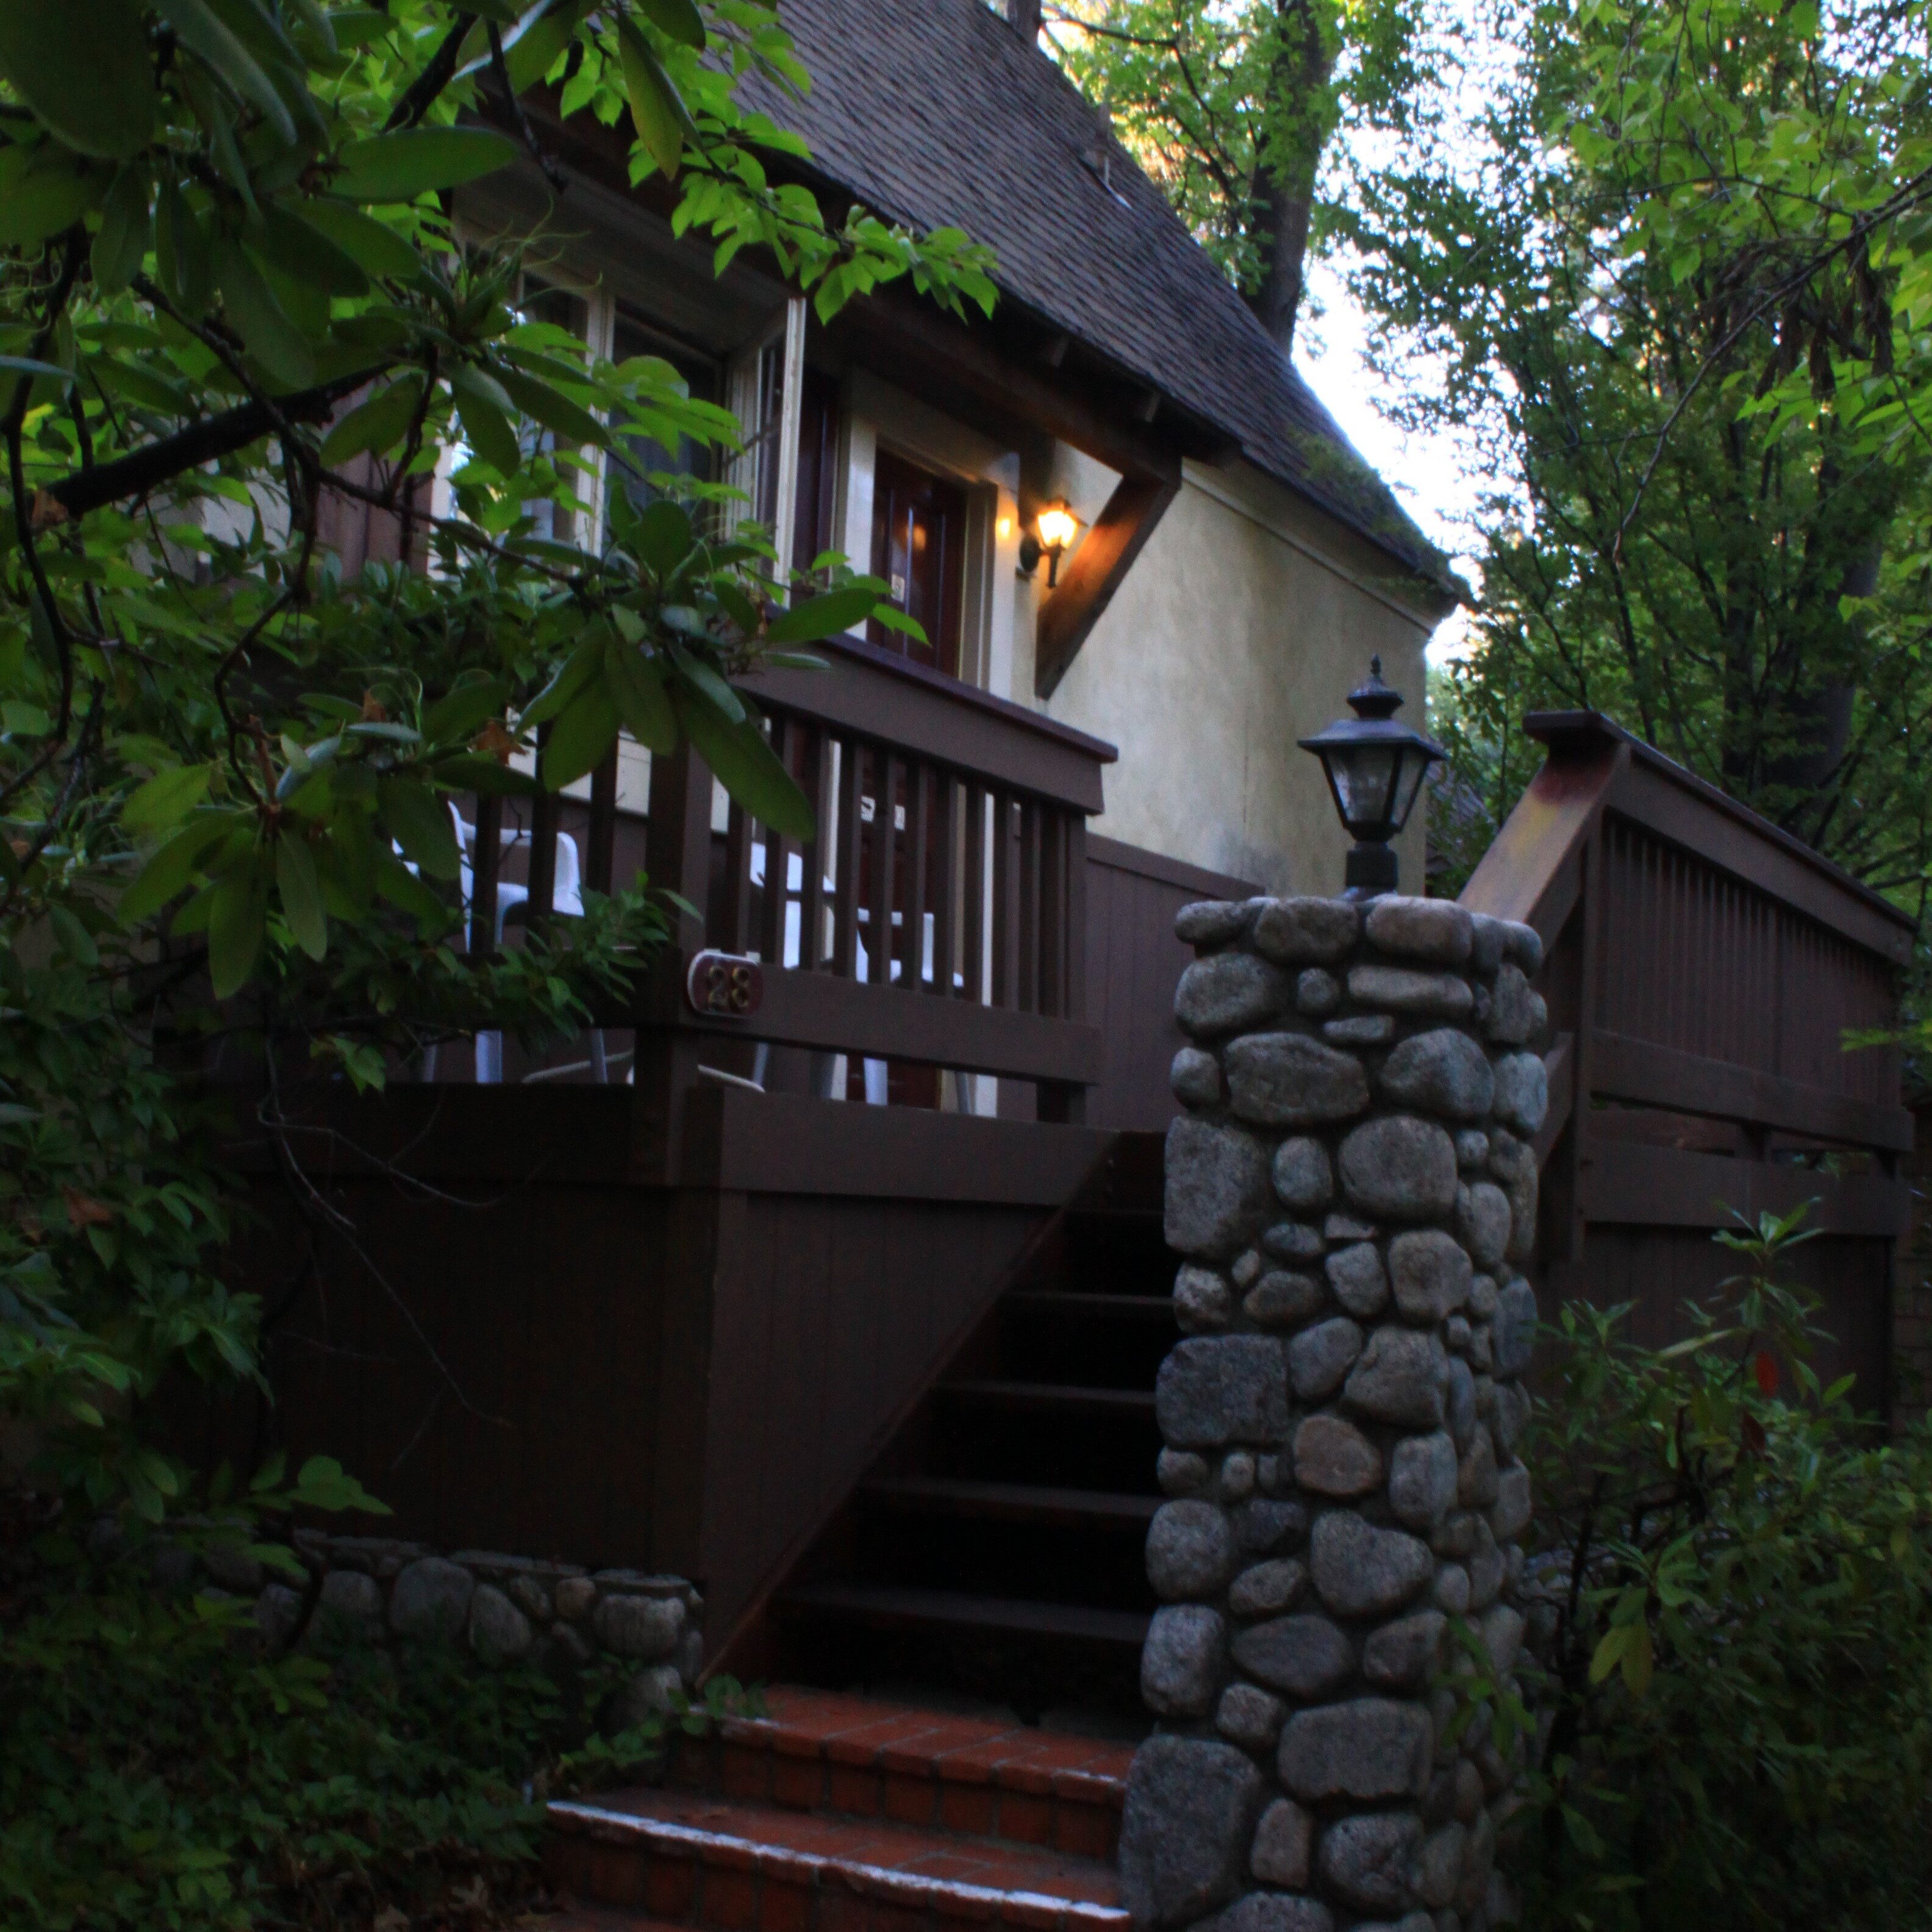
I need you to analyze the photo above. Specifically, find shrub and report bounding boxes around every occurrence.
[0,1514,731,1931]
[1508,1209,1932,1931]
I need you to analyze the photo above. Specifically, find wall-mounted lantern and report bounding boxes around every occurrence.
[1019,499,1082,588]
[1299,657,1445,898]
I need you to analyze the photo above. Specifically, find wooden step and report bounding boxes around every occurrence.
[673,1686,1131,1859]
[780,1583,1151,1651]
[1002,1292,1176,1317]
[860,1478,1159,1526]
[546,1785,1127,1932]
[937,1382,1156,1417]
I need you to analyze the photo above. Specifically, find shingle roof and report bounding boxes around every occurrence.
[747,0,1456,593]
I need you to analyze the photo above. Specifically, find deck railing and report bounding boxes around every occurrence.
[1460,711,1914,1404]
[464,632,1114,1130]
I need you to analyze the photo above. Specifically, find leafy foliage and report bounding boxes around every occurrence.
[0,0,995,1522]
[1511,1206,1932,1929]
[1044,0,1424,337]
[1340,0,1932,901]
[0,1508,748,1931]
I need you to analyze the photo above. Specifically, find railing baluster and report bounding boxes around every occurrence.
[526,724,560,931]
[721,795,752,954]
[868,753,898,986]
[904,759,929,992]
[470,793,502,956]
[931,768,958,998]
[1039,806,1064,1019]
[796,722,826,973]
[1062,810,1087,1025]
[991,790,1014,1009]
[962,779,986,1003]
[1017,797,1040,1015]
[759,714,794,968]
[588,746,618,898]
[832,736,865,979]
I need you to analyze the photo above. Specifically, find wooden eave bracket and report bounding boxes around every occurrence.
[1033,467,1182,701]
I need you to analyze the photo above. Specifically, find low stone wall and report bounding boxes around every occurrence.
[166,1528,705,1716]
[1122,893,1546,1932]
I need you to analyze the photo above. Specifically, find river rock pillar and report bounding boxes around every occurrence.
[1122,895,1547,1932]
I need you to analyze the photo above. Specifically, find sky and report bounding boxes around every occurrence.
[1295,256,1481,665]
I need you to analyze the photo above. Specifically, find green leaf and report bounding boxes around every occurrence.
[504,0,592,88]
[0,0,156,160]
[319,376,423,465]
[332,126,519,202]
[520,633,606,728]
[668,640,744,723]
[297,196,420,279]
[603,634,678,752]
[122,762,212,833]
[48,902,98,965]
[433,754,541,797]
[154,0,296,144]
[252,203,370,298]
[119,815,235,923]
[450,362,521,475]
[212,234,315,388]
[0,141,103,247]
[379,775,460,881]
[207,856,268,996]
[154,174,212,312]
[765,585,876,645]
[1588,1624,1629,1686]
[632,0,705,51]
[492,360,607,449]
[275,831,326,960]
[632,497,693,578]
[423,676,509,742]
[674,690,814,838]
[91,165,152,297]
[542,682,621,789]
[617,14,696,179]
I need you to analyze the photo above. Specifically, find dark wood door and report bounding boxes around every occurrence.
[868,448,967,677]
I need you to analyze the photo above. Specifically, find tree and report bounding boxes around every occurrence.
[1337,0,1932,900]
[1045,0,1422,352]
[0,0,994,1521]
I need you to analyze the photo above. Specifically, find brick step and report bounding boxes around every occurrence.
[673,1687,1132,1859]
[545,1786,1126,1932]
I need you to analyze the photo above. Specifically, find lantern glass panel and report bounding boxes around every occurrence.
[1389,743,1433,832]
[1325,742,1403,838]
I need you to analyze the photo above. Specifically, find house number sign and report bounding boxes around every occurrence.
[685,950,764,1017]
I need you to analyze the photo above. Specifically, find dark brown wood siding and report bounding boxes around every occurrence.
[1084,835,1259,1131]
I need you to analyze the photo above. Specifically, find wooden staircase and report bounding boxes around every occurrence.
[546,1687,1132,1932]
[545,1136,1168,1923]
[768,1131,1172,1720]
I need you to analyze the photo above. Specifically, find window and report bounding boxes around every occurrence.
[515,281,592,548]
[603,307,720,537]
[869,448,968,677]
[791,364,841,577]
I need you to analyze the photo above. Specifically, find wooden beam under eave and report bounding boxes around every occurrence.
[1034,469,1181,699]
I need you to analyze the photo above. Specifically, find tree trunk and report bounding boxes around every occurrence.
[1246,0,1336,356]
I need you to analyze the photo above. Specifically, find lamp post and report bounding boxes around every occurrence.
[1299,657,1445,898]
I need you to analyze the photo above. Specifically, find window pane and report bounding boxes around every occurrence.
[605,310,718,540]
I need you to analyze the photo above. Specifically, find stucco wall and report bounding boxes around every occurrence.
[1015,456,1447,896]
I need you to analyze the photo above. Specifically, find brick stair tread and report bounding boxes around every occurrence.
[779,1583,1151,1649]
[859,1477,1159,1525]
[524,1908,686,1932]
[548,1788,1126,1925]
[729,1686,1134,1800]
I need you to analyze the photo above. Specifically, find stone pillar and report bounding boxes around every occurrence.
[1122,895,1547,1932]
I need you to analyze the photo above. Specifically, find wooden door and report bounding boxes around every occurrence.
[868,448,967,676]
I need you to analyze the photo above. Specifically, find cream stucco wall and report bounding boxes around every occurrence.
[1015,454,1447,896]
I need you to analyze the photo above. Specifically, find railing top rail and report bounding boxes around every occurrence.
[737,633,1115,813]
[1523,710,1916,957]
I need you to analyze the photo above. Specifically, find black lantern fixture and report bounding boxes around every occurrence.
[1299,657,1445,898]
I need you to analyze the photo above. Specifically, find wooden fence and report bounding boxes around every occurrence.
[1462,711,1916,1408]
